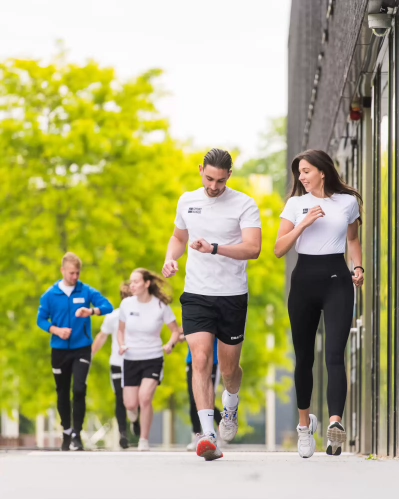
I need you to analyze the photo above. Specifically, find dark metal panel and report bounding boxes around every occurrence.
[394,14,399,458]
[372,70,382,455]
[387,32,394,456]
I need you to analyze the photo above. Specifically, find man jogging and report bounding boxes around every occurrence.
[162,148,262,461]
[37,252,113,451]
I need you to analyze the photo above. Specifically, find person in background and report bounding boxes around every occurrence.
[37,252,113,451]
[92,282,140,449]
[118,268,182,451]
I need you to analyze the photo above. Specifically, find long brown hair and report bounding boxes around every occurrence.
[289,149,363,205]
[120,282,132,300]
[133,268,172,305]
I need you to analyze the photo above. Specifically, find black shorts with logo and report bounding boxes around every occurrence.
[180,292,248,345]
[123,357,164,387]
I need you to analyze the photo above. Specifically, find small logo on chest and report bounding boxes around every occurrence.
[130,312,140,316]
[188,207,202,214]
[303,208,309,214]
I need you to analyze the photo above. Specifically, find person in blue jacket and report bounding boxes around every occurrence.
[37,252,113,451]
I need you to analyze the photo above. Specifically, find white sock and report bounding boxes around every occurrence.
[127,409,138,422]
[198,410,215,435]
[63,428,73,435]
[222,389,239,410]
[298,425,308,430]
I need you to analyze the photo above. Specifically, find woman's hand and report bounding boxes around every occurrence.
[163,343,174,355]
[352,269,364,288]
[119,344,128,355]
[299,206,325,229]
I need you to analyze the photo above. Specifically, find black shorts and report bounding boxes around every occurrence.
[180,292,248,345]
[122,357,164,387]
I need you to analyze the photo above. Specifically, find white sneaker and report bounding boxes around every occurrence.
[186,433,198,451]
[219,399,239,442]
[326,422,346,456]
[196,432,223,461]
[297,414,318,458]
[138,438,150,451]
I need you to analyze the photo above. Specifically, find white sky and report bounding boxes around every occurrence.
[0,0,291,164]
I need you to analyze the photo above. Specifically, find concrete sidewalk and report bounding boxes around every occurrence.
[0,450,397,499]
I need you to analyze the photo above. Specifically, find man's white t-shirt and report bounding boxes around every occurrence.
[100,308,123,367]
[119,296,176,361]
[175,187,261,296]
[58,281,75,297]
[280,193,360,255]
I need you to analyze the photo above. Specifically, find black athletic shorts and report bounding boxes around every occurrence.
[180,292,248,345]
[122,357,164,387]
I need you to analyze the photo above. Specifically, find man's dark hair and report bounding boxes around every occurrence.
[203,148,233,171]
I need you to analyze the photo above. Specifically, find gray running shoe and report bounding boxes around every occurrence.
[326,422,346,456]
[219,405,238,442]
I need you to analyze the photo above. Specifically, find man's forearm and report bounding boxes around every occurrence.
[217,242,261,260]
[166,235,187,261]
[49,325,58,335]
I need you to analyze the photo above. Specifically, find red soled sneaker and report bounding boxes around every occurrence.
[196,432,223,461]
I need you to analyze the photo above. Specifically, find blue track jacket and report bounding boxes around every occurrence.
[37,280,113,350]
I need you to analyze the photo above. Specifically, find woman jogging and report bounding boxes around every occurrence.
[118,268,181,451]
[92,282,140,449]
[275,149,363,459]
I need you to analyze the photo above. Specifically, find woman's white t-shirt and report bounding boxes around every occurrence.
[119,296,176,361]
[280,193,360,255]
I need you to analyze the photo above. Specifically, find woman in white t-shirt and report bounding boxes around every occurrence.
[118,268,181,451]
[275,149,364,459]
[92,282,142,450]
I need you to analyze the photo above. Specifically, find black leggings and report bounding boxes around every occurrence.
[288,254,354,418]
[187,363,222,434]
[111,365,127,433]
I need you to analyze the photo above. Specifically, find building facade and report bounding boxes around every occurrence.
[288,0,399,456]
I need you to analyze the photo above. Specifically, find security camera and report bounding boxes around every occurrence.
[368,12,392,37]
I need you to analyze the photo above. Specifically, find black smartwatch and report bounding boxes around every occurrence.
[91,308,96,316]
[211,243,218,255]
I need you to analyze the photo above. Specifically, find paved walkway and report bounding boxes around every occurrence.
[0,450,397,499]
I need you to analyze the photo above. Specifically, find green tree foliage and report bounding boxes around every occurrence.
[236,117,287,198]
[0,54,290,435]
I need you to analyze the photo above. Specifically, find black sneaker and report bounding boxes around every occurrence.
[132,420,141,437]
[70,432,84,451]
[61,433,71,451]
[119,432,129,449]
[326,422,346,456]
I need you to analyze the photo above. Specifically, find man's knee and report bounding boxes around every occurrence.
[73,382,87,399]
[220,363,241,381]
[192,351,213,374]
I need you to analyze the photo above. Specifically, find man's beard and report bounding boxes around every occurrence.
[206,186,225,197]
